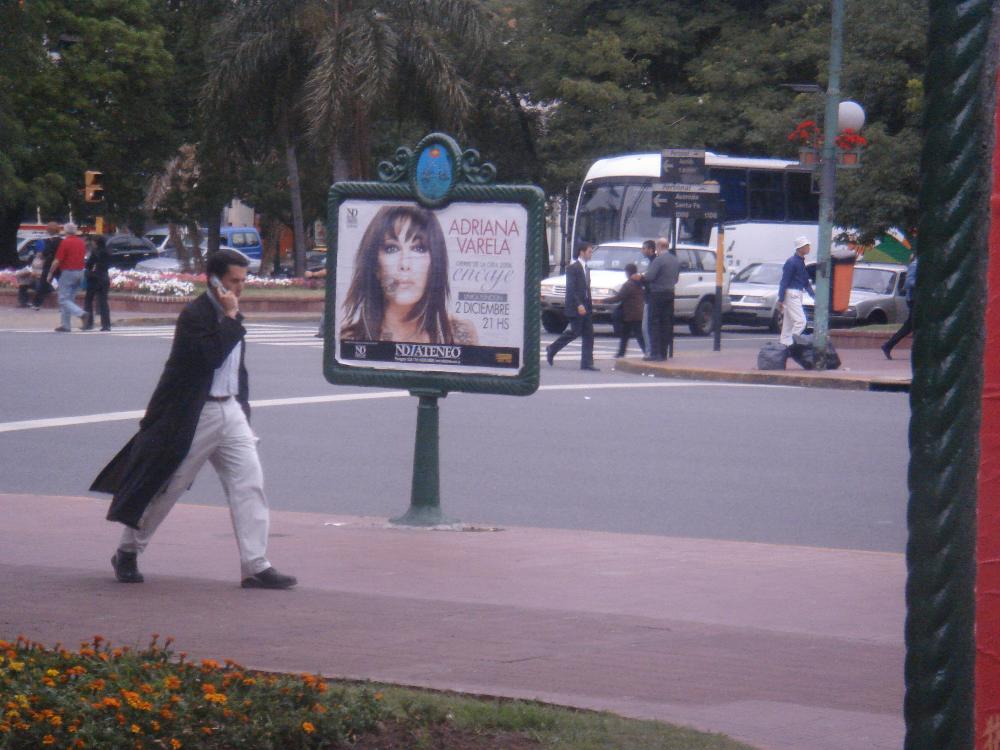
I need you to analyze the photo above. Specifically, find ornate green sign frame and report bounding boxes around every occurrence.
[322,133,544,397]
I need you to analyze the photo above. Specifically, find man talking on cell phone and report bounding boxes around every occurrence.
[91,249,297,589]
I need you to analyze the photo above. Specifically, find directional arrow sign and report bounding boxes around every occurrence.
[651,182,721,219]
[661,148,706,185]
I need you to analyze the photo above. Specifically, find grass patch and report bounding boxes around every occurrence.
[0,636,757,749]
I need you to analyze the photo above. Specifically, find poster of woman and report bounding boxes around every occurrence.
[334,200,527,375]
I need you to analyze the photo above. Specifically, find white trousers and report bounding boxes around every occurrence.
[780,289,806,346]
[118,398,271,578]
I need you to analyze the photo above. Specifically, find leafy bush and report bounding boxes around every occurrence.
[0,635,386,749]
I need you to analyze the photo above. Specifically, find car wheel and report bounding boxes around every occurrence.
[866,309,888,325]
[768,308,783,334]
[542,311,568,334]
[688,298,715,336]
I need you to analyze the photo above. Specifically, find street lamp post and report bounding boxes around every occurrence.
[812,0,864,367]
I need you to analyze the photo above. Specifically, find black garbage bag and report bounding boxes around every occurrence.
[757,341,789,370]
[787,334,841,370]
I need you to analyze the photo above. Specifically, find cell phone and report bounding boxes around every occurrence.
[209,275,228,294]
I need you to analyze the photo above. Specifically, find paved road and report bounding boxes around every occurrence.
[0,323,908,552]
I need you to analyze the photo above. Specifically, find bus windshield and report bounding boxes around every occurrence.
[575,182,714,247]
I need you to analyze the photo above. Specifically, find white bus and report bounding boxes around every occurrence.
[569,152,819,272]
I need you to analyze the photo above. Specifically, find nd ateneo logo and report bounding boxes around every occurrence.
[354,345,367,359]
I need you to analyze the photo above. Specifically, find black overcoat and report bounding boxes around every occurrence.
[90,293,249,528]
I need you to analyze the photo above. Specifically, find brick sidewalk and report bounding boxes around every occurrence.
[0,493,904,750]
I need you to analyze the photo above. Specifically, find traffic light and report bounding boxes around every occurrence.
[84,170,104,202]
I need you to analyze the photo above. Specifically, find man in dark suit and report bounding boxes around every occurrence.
[546,243,598,370]
[91,249,296,589]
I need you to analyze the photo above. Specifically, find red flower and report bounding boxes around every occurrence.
[835,128,867,150]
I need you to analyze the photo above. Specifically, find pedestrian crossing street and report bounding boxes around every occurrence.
[49,323,629,360]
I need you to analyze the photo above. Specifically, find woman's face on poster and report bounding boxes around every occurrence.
[376,217,431,308]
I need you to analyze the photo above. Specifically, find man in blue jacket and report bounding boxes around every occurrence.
[777,236,815,345]
[546,243,598,370]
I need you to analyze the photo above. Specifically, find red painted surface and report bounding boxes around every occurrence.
[977,69,1000,750]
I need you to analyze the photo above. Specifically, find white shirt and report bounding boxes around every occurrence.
[207,291,242,397]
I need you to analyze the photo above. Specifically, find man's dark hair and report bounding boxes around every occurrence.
[624,262,638,276]
[573,242,592,260]
[642,240,655,252]
[206,249,249,279]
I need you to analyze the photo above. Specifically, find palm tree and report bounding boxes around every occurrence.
[202,0,493,275]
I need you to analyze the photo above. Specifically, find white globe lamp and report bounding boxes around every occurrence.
[838,100,866,131]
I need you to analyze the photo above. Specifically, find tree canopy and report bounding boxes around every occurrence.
[1,0,929,267]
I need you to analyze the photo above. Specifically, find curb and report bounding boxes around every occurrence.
[614,358,911,392]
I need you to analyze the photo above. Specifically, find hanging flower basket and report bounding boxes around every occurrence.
[837,148,863,168]
[834,129,867,168]
[798,147,820,167]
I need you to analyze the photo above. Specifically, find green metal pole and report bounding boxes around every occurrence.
[390,388,454,526]
[813,0,844,365]
[903,0,992,746]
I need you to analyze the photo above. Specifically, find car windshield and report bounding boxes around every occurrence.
[733,263,784,285]
[852,268,895,294]
[588,245,650,272]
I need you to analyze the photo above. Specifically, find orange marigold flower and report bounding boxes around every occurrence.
[200,659,220,670]
[242,677,256,686]
[151,720,160,731]
[102,697,121,709]
[139,683,154,694]
[205,693,227,705]
[201,726,213,735]
[49,715,62,727]
[159,708,174,720]
[164,676,181,690]
[302,721,316,734]
[170,740,182,750]
[131,724,142,734]
[42,735,55,745]
[42,678,55,687]
[201,683,216,694]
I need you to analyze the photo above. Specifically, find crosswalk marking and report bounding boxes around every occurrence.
[2,323,626,358]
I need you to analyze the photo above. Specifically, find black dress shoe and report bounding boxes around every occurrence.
[111,551,144,583]
[881,343,892,360]
[241,567,297,589]
[546,348,554,366]
[581,364,600,371]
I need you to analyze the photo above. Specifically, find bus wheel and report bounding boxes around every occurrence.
[688,299,714,336]
[542,311,568,334]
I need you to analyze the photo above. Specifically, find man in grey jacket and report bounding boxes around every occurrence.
[635,243,680,360]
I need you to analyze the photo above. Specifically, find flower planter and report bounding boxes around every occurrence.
[837,148,863,168]
[798,147,819,167]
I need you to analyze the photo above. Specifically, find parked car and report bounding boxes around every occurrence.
[726,260,908,330]
[540,242,730,336]
[103,235,159,269]
[725,262,785,332]
[803,262,909,326]
[134,245,254,273]
[219,226,263,268]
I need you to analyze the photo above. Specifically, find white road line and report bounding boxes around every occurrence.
[0,381,772,434]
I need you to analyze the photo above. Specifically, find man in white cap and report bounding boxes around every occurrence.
[776,236,815,346]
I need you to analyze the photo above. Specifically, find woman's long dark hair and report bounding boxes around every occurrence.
[340,205,452,342]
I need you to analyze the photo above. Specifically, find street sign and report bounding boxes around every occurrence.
[661,148,706,185]
[651,182,721,219]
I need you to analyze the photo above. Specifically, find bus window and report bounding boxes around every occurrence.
[575,183,623,246]
[749,170,785,220]
[709,167,748,221]
[786,172,819,221]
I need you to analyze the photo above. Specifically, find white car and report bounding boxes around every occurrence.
[540,242,730,336]
[725,260,909,330]
[725,262,785,332]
